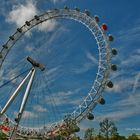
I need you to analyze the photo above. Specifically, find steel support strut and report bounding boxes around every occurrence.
[0,69,32,115]
[19,68,36,115]
[10,68,36,140]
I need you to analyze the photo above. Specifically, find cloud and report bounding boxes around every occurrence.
[116,94,140,108]
[80,123,91,132]
[107,77,135,93]
[96,108,140,122]
[33,105,47,112]
[107,45,140,94]
[95,90,140,122]
[104,71,140,121]
[96,52,140,122]
[73,63,94,74]
[6,0,57,33]
[86,51,98,65]
[132,72,140,94]
[45,89,82,106]
[38,20,58,32]
[51,0,66,3]
[14,111,37,119]
[73,51,98,74]
[120,49,140,67]
[6,0,38,27]
[45,91,73,106]
[25,45,34,52]
[22,111,38,119]
[117,25,140,44]
[0,0,19,17]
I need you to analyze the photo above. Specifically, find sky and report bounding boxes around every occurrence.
[0,0,140,138]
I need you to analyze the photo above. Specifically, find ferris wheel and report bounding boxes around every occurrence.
[0,7,117,139]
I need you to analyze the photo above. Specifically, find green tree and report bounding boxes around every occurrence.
[0,132,7,140]
[116,135,126,140]
[84,128,95,140]
[70,135,81,140]
[110,124,118,139]
[99,118,118,140]
[128,133,139,140]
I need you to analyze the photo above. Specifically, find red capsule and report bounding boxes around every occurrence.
[102,23,108,30]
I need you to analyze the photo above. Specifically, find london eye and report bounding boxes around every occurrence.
[0,7,117,139]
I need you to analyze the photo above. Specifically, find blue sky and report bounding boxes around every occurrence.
[0,0,140,137]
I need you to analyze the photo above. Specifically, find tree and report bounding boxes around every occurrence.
[116,135,126,140]
[110,124,118,139]
[128,133,139,140]
[99,118,118,140]
[84,128,96,140]
[0,132,7,140]
[70,135,81,140]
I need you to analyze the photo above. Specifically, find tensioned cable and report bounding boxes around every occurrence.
[0,68,30,89]
[44,74,60,123]
[42,72,59,122]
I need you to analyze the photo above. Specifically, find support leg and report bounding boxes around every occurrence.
[0,69,32,115]
[10,68,36,140]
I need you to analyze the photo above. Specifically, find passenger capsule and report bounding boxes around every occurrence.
[84,9,90,16]
[34,15,40,20]
[108,34,114,41]
[102,23,108,30]
[54,8,58,11]
[73,125,80,132]
[3,44,8,49]
[9,36,14,40]
[64,6,69,10]
[111,64,117,71]
[112,48,118,55]
[54,8,59,14]
[17,28,22,33]
[25,21,31,26]
[107,81,113,88]
[75,7,80,12]
[15,117,18,122]
[5,118,9,123]
[99,98,105,105]
[94,15,100,22]
[87,113,94,120]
